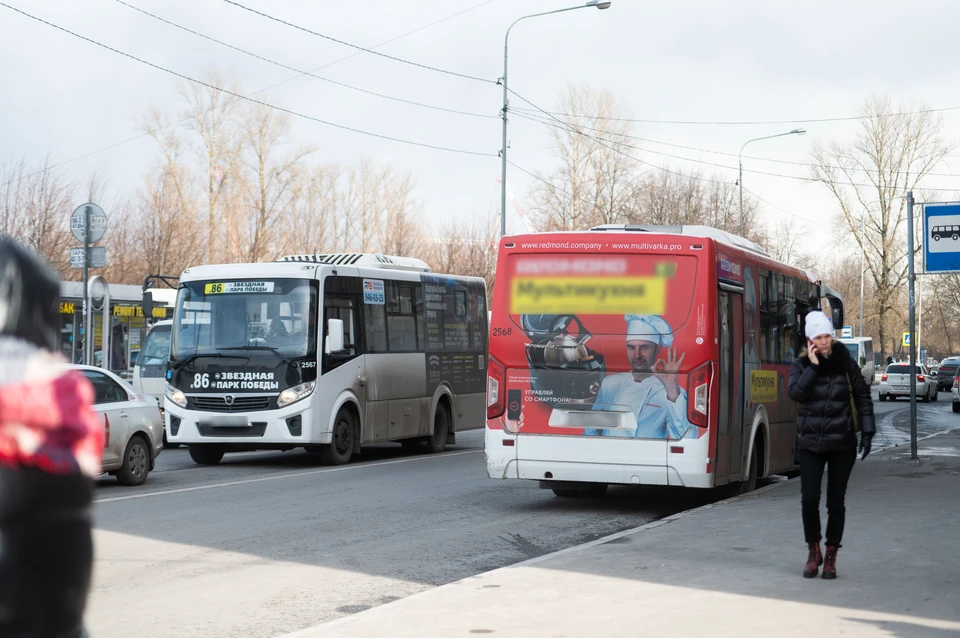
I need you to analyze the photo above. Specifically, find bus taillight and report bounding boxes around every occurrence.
[487,357,506,419]
[687,362,711,428]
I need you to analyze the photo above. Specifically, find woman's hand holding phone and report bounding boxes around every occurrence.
[808,338,820,366]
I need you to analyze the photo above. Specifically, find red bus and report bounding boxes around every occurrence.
[485,225,844,496]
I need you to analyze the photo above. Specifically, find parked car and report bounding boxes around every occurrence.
[65,364,164,486]
[879,363,938,402]
[936,358,960,391]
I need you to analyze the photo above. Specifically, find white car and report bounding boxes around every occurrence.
[879,363,938,403]
[66,365,164,486]
[952,375,960,413]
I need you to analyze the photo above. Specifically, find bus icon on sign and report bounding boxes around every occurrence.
[931,225,960,241]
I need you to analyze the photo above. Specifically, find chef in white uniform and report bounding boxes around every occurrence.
[585,314,690,439]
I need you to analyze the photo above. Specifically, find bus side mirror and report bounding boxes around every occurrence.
[142,291,154,319]
[859,356,866,367]
[325,319,344,354]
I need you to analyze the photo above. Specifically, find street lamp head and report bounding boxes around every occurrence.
[586,0,612,8]
[790,128,807,136]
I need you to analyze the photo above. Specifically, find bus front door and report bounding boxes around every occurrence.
[715,288,744,484]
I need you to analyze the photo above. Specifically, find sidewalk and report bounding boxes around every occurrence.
[288,431,960,638]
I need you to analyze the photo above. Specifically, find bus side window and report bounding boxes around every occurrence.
[386,282,419,352]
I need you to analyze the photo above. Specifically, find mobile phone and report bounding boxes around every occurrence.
[507,389,522,420]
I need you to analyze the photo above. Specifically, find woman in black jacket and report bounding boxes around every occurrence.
[787,310,875,580]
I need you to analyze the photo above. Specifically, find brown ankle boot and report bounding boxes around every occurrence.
[803,542,822,578]
[822,545,838,579]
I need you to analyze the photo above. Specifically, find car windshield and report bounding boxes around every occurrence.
[171,279,318,359]
[138,324,171,365]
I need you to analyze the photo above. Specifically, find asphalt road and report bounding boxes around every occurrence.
[86,430,722,638]
[86,389,957,638]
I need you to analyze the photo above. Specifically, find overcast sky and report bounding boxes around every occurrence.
[4,0,960,255]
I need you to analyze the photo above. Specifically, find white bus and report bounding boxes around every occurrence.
[164,253,488,466]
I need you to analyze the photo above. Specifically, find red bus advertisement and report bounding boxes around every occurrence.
[485,225,843,496]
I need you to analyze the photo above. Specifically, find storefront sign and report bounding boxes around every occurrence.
[60,302,75,314]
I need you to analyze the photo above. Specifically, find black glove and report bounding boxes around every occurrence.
[858,433,873,460]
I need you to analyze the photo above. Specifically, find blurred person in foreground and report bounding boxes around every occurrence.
[788,310,875,580]
[0,238,102,637]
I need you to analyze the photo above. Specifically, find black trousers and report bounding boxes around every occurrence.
[798,448,857,547]
[0,465,94,638]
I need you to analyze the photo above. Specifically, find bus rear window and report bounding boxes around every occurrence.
[505,254,698,336]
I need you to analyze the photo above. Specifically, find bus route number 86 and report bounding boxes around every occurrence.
[190,373,211,389]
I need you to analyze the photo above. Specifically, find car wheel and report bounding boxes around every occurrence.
[162,431,181,449]
[116,435,151,486]
[953,234,959,241]
[953,402,960,413]
[319,407,355,465]
[188,444,225,466]
[932,389,939,402]
[879,394,886,402]
[426,405,450,454]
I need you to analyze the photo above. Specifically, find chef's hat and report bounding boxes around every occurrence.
[624,314,674,348]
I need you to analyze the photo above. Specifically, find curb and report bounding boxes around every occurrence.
[282,428,960,636]
[280,478,793,637]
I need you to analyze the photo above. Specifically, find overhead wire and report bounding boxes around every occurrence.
[113,0,498,120]
[2,0,501,184]
[509,93,960,193]
[509,103,960,126]
[0,3,497,165]
[514,109,960,179]
[222,0,496,85]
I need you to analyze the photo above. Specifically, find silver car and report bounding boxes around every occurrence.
[879,363,938,403]
[66,365,164,486]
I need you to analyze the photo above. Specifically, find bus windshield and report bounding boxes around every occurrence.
[171,279,318,359]
[139,324,171,366]
[842,343,858,360]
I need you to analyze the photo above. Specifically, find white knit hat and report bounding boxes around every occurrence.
[804,311,834,340]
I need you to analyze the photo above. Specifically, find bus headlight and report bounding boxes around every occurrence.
[165,383,187,408]
[278,381,315,408]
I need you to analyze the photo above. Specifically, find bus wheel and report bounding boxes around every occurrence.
[320,408,355,465]
[739,442,759,494]
[426,405,449,454]
[189,444,224,466]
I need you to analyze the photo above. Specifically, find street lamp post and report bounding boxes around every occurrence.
[738,128,806,237]
[500,0,611,239]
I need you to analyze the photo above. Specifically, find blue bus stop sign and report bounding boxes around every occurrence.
[924,203,960,272]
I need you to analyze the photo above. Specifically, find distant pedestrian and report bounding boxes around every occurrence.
[0,238,102,636]
[787,311,875,579]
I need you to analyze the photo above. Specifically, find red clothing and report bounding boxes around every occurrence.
[0,371,103,477]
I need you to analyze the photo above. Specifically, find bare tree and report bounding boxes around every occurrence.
[424,211,498,304]
[811,94,953,359]
[235,103,313,262]
[766,217,811,268]
[375,170,422,256]
[0,153,74,275]
[178,71,243,262]
[528,83,637,231]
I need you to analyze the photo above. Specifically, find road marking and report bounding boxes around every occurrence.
[94,450,482,504]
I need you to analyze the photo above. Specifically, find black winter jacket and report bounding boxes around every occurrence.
[787,341,876,453]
